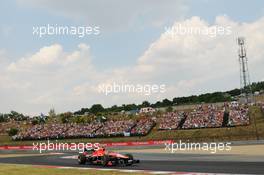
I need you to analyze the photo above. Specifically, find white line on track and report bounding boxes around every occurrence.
[49,165,243,175]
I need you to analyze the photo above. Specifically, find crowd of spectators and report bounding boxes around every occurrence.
[11,103,253,140]
[0,121,26,134]
[65,122,103,138]
[228,106,250,126]
[158,104,250,130]
[130,119,155,136]
[94,120,135,137]
[16,123,69,140]
[182,105,224,129]
[14,118,156,140]
[261,103,264,113]
[158,112,185,130]
[14,122,103,140]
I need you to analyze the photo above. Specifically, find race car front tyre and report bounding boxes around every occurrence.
[78,154,86,164]
[102,155,109,166]
[118,159,126,167]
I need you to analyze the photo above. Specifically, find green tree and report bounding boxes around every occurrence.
[31,119,39,125]
[9,111,26,121]
[162,99,172,107]
[74,108,90,115]
[0,114,7,123]
[90,104,104,114]
[60,112,73,123]
[141,101,151,108]
[8,128,18,136]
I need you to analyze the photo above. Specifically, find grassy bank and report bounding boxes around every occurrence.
[0,164,145,175]
[0,106,264,146]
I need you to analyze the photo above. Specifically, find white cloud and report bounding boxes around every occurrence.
[130,16,264,94]
[1,16,264,115]
[0,43,96,114]
[7,44,62,72]
[7,43,92,73]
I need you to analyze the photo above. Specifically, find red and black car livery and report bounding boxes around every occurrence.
[78,147,140,166]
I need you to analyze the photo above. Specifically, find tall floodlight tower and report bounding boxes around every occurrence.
[237,37,252,103]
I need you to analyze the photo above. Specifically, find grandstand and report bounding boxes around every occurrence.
[9,102,251,141]
[158,112,185,130]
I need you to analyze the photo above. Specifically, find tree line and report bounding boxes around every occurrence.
[1,81,264,120]
[74,81,264,115]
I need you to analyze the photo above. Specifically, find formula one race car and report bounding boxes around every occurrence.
[78,147,140,166]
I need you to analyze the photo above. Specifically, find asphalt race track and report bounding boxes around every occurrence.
[0,152,264,174]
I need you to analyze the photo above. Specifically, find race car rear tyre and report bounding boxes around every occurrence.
[78,154,86,165]
[102,155,109,166]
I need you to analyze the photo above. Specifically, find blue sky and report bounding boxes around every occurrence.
[1,0,262,68]
[187,0,264,22]
[1,1,162,69]
[0,0,264,114]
